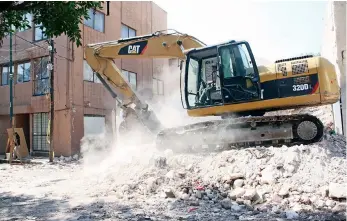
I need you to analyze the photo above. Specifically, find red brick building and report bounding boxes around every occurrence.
[0,1,167,156]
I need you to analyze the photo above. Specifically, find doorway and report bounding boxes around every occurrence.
[15,114,30,152]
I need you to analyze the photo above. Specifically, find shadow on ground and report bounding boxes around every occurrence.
[0,191,346,221]
[0,192,135,221]
[0,191,70,221]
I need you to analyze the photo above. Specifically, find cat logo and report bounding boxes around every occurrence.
[118,40,148,56]
[128,45,141,54]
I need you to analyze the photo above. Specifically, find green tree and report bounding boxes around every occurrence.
[0,1,103,47]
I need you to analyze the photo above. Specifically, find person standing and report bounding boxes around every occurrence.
[13,132,21,160]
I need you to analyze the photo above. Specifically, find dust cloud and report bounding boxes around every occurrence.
[77,58,219,185]
[77,55,276,174]
[149,58,219,128]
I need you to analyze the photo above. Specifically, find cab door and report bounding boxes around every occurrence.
[217,41,262,104]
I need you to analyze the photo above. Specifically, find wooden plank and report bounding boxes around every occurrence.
[6,128,29,162]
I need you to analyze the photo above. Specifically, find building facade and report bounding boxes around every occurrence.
[321,1,346,136]
[0,1,168,156]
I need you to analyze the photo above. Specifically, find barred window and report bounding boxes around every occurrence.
[32,112,50,151]
[33,57,50,96]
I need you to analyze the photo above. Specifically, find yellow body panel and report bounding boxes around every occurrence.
[316,57,340,103]
[187,94,321,117]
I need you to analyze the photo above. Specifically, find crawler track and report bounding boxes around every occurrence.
[155,114,324,153]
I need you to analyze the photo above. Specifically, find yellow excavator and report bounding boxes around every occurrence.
[85,30,340,152]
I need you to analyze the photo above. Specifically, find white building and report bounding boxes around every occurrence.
[321,1,346,136]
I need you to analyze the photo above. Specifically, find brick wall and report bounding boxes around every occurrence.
[0,1,168,156]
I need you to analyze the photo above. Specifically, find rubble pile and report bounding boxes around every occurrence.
[101,133,346,219]
[54,154,80,163]
[66,104,347,220]
[2,113,345,220]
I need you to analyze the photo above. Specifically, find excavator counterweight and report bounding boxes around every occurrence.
[84,29,340,152]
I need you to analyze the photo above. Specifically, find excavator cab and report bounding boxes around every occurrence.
[182,41,262,111]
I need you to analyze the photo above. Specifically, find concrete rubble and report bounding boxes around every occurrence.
[0,106,346,220]
[96,132,345,220]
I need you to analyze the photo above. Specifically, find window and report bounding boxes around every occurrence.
[121,69,128,80]
[238,44,253,70]
[84,115,106,136]
[32,112,50,151]
[152,79,157,94]
[220,47,234,78]
[129,72,137,89]
[231,44,255,78]
[219,43,256,78]
[1,67,8,85]
[33,57,50,95]
[34,23,47,41]
[1,65,14,86]
[152,78,164,95]
[186,57,199,107]
[83,60,101,83]
[121,24,136,38]
[121,69,137,89]
[19,13,32,32]
[17,61,31,83]
[84,9,105,32]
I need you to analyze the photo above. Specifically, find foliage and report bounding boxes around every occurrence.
[0,1,103,47]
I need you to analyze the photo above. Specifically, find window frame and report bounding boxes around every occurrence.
[83,59,101,83]
[1,64,15,86]
[83,114,106,136]
[33,22,47,42]
[18,13,33,32]
[33,56,50,96]
[84,8,105,33]
[121,69,137,90]
[152,78,164,95]
[1,66,9,86]
[16,60,31,84]
[32,112,50,152]
[121,24,136,38]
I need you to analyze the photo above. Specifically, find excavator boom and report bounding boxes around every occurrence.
[85,30,204,106]
[85,30,205,136]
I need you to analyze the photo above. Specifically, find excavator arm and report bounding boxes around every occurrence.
[84,30,205,135]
